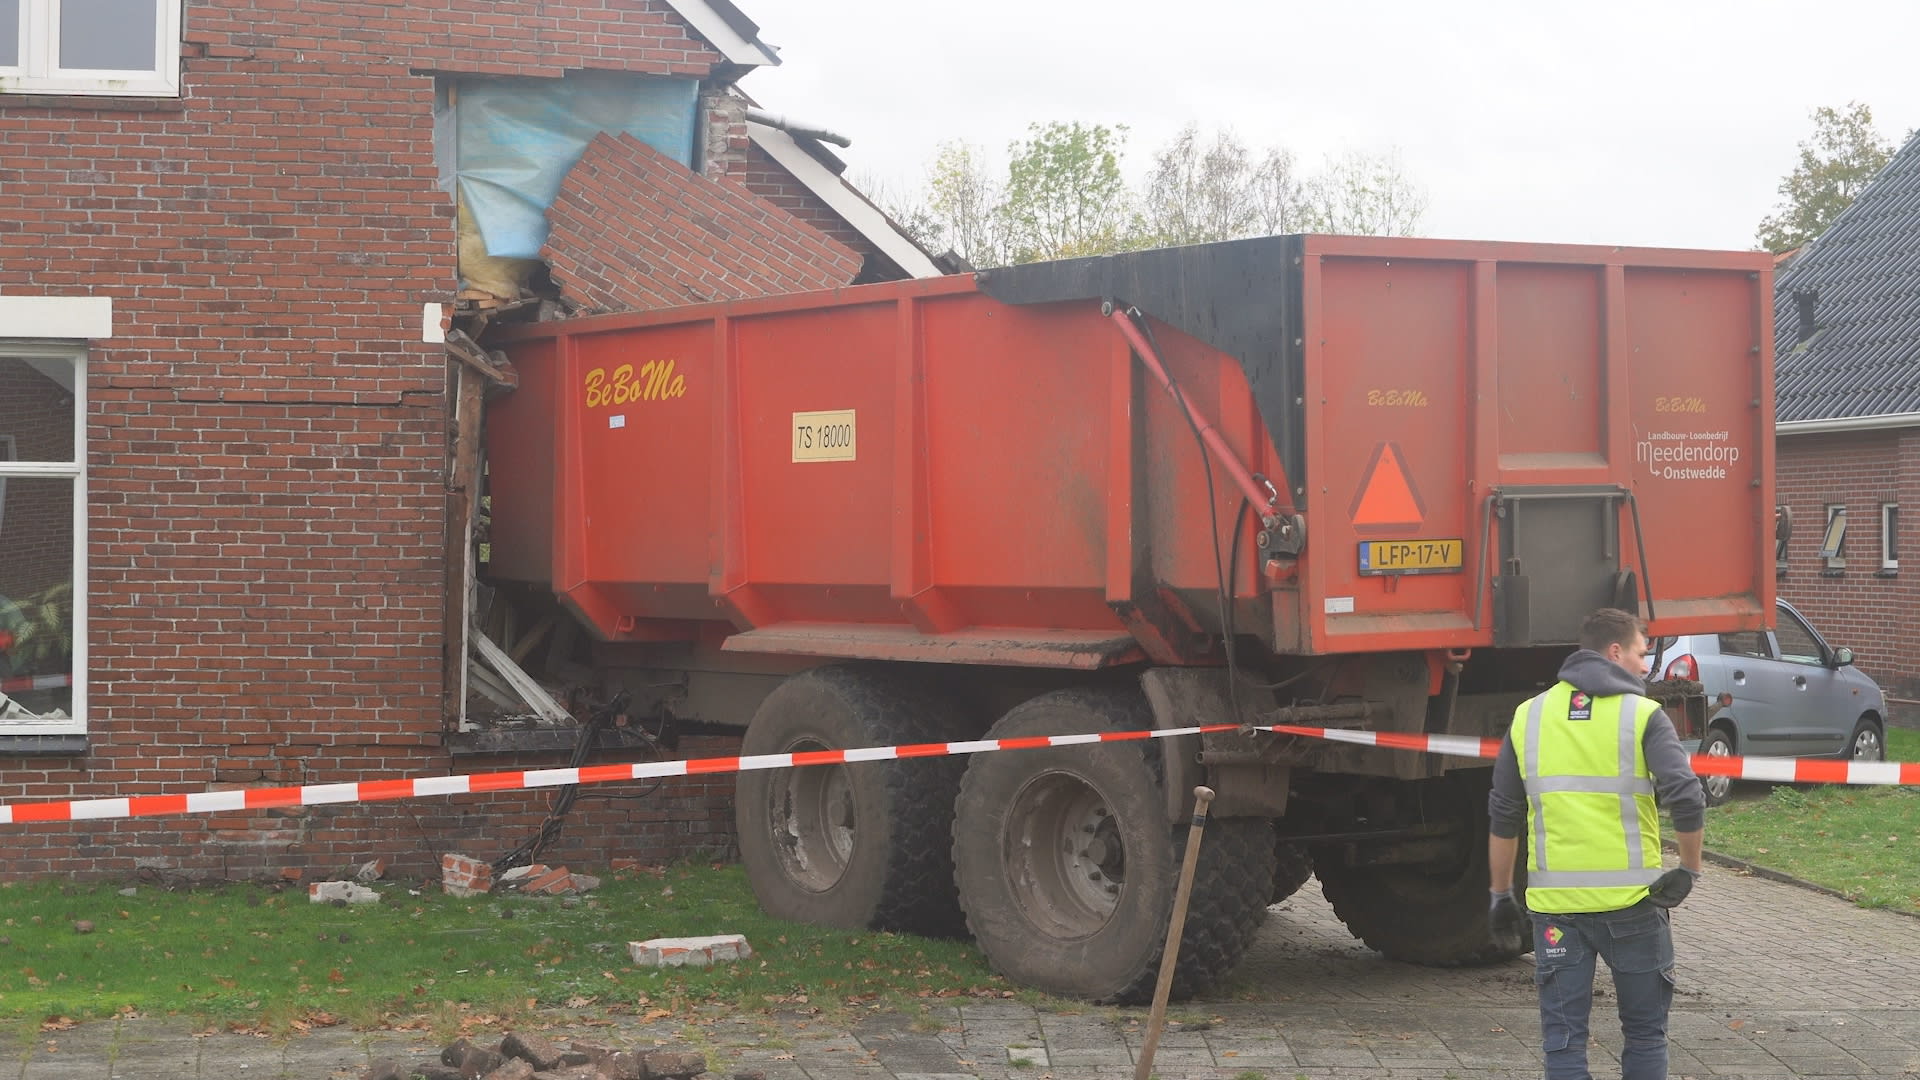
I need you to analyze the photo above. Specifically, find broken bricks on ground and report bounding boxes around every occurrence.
[362,1030,721,1080]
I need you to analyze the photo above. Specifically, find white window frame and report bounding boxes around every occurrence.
[1820,504,1848,571]
[1883,503,1900,572]
[0,341,87,735]
[0,0,181,97]
[0,434,13,531]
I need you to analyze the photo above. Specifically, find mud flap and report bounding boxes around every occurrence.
[1138,668,1286,822]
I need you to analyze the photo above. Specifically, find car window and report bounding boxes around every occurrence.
[1774,608,1826,665]
[1717,631,1773,659]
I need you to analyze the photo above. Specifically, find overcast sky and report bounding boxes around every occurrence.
[743,0,1920,252]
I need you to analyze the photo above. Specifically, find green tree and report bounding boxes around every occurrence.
[925,141,1010,268]
[1000,121,1135,262]
[1755,102,1898,254]
[881,122,1430,269]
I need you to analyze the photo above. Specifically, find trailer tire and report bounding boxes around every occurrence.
[952,687,1275,1003]
[1272,835,1314,904]
[736,664,970,938]
[1314,770,1530,967]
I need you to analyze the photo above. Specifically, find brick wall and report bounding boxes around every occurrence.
[0,0,749,880]
[543,132,861,313]
[701,90,751,178]
[737,141,905,278]
[1776,427,1920,700]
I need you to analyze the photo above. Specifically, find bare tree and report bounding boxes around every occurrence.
[854,170,945,257]
[1250,146,1305,235]
[1298,150,1428,237]
[1143,125,1260,245]
[1142,127,1320,244]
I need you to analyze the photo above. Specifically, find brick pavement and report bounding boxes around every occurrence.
[11,865,1920,1079]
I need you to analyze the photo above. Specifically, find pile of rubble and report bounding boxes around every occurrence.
[363,1031,714,1080]
[441,853,604,898]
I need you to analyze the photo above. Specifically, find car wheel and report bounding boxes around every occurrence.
[1847,718,1885,762]
[1699,727,1736,808]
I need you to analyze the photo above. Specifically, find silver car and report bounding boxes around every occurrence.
[1652,599,1888,806]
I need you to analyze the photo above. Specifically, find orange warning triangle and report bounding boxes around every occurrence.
[1350,442,1425,529]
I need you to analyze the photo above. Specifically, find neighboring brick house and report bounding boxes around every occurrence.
[0,0,935,880]
[1772,131,1920,700]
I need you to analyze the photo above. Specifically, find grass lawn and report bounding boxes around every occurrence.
[0,862,1009,1035]
[6,731,1915,1034]
[1700,726,1920,914]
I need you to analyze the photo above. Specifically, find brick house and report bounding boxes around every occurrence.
[0,0,935,879]
[1772,130,1920,700]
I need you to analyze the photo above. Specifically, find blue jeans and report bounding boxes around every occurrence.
[1531,901,1676,1080]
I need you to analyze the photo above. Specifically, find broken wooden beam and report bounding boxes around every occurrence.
[472,631,573,723]
[445,328,519,389]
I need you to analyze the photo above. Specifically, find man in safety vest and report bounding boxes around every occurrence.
[1487,607,1705,1080]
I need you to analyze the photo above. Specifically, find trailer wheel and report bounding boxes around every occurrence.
[1314,770,1530,967]
[1272,835,1314,904]
[952,687,1275,1003]
[736,665,970,938]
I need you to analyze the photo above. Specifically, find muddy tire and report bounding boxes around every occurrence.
[735,664,971,938]
[951,687,1275,1003]
[1315,770,1530,967]
[1272,835,1314,904]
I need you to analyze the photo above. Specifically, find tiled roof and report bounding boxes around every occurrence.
[1773,132,1920,423]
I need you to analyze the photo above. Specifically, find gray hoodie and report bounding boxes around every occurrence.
[1488,649,1706,839]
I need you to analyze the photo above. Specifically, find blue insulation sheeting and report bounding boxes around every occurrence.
[456,76,699,259]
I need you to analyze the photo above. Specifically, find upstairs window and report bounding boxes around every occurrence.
[1883,503,1899,573]
[0,0,180,97]
[1820,505,1847,573]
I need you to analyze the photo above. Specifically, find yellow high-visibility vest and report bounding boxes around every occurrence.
[1509,681,1663,914]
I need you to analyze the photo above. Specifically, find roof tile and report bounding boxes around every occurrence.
[1775,131,1920,422]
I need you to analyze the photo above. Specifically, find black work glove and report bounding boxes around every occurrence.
[1489,890,1526,951]
[1646,867,1701,909]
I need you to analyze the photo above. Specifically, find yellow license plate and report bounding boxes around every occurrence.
[1358,539,1464,576]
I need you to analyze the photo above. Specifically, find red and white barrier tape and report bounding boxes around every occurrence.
[0,721,1914,825]
[0,674,70,695]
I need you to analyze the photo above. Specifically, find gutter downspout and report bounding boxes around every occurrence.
[745,107,852,148]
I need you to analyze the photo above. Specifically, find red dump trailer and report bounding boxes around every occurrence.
[486,234,1775,1001]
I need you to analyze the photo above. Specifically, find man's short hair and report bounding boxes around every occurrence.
[1580,608,1646,653]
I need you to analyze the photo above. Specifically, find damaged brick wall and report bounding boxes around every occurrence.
[0,0,756,879]
[700,90,752,179]
[736,140,894,272]
[544,132,862,314]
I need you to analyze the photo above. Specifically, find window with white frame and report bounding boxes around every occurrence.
[1883,503,1900,572]
[0,347,85,734]
[0,0,180,97]
[1819,504,1848,572]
